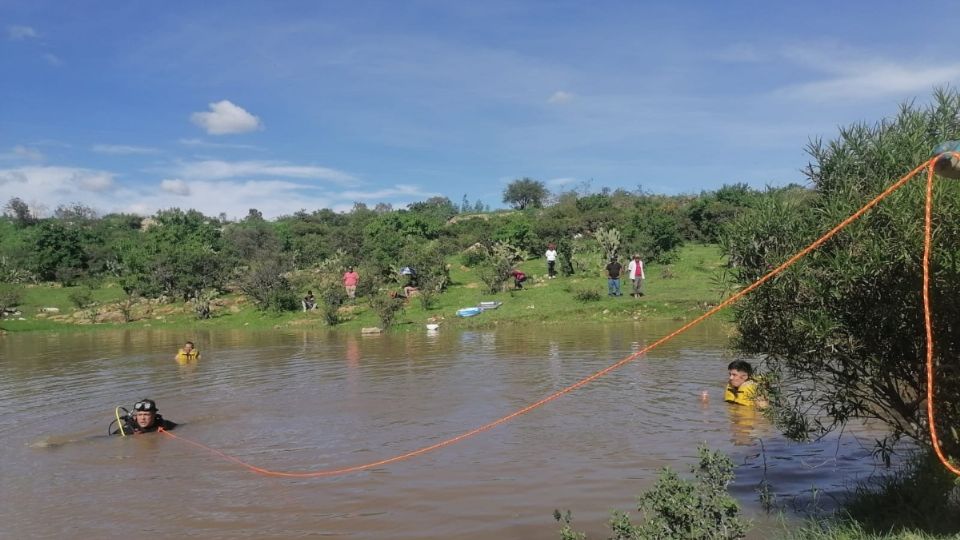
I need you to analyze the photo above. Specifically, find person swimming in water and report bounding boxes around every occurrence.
[174,341,200,362]
[112,399,177,435]
[724,360,766,407]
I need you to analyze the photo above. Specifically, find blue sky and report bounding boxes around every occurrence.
[3,1,960,219]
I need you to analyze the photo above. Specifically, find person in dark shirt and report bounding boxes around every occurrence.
[302,290,317,312]
[605,257,623,296]
[112,398,177,435]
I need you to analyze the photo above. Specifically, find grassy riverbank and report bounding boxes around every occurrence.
[1,243,733,334]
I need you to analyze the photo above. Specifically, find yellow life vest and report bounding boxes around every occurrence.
[175,349,200,363]
[724,380,757,406]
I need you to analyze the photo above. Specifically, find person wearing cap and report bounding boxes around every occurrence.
[113,399,177,435]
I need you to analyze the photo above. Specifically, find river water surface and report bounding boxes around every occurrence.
[0,321,893,539]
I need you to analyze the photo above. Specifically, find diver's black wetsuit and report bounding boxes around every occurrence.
[112,414,177,435]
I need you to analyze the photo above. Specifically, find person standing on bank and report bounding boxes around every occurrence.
[628,254,645,297]
[605,257,623,296]
[342,267,359,299]
[545,243,558,279]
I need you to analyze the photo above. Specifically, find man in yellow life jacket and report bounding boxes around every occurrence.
[724,360,765,407]
[175,341,200,363]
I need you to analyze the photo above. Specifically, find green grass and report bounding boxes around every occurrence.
[1,243,735,334]
[778,450,960,540]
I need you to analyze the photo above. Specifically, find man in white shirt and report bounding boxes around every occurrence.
[545,243,558,279]
[628,254,645,297]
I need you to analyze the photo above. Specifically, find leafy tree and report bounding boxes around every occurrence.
[4,197,36,227]
[636,210,685,264]
[54,203,99,223]
[0,284,23,314]
[239,251,298,311]
[402,238,451,310]
[686,184,760,243]
[492,213,539,255]
[0,219,34,282]
[223,220,280,261]
[117,209,228,299]
[475,243,517,294]
[723,88,960,458]
[363,211,444,271]
[408,196,458,222]
[368,294,405,329]
[503,177,548,210]
[25,220,89,283]
[316,279,348,325]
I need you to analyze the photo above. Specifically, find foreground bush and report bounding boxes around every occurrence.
[556,445,748,540]
[368,294,405,329]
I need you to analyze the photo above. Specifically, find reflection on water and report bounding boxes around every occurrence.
[0,321,896,539]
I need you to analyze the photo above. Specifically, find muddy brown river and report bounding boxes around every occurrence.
[0,321,894,539]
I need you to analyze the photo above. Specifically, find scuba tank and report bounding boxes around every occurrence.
[108,406,133,436]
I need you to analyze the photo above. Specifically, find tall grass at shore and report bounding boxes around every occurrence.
[785,450,960,540]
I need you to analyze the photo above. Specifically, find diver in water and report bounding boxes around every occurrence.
[111,399,177,435]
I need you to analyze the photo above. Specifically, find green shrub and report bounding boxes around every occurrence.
[368,294,405,329]
[239,253,298,311]
[475,242,517,294]
[724,88,960,456]
[555,445,748,540]
[461,248,487,267]
[317,281,347,325]
[416,274,442,310]
[68,287,95,309]
[572,288,601,302]
[0,284,23,314]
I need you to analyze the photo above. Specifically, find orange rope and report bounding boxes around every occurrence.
[923,159,960,475]
[159,157,958,478]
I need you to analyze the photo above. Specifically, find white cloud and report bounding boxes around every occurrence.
[0,166,116,202]
[139,179,334,219]
[43,53,61,66]
[1,145,44,161]
[0,164,437,220]
[775,46,960,101]
[172,159,355,182]
[160,178,190,195]
[81,174,113,191]
[7,25,37,40]
[547,91,574,104]
[15,145,43,160]
[546,177,577,187]
[337,184,433,201]
[178,138,262,151]
[190,100,262,135]
[93,144,161,155]
[779,62,960,101]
